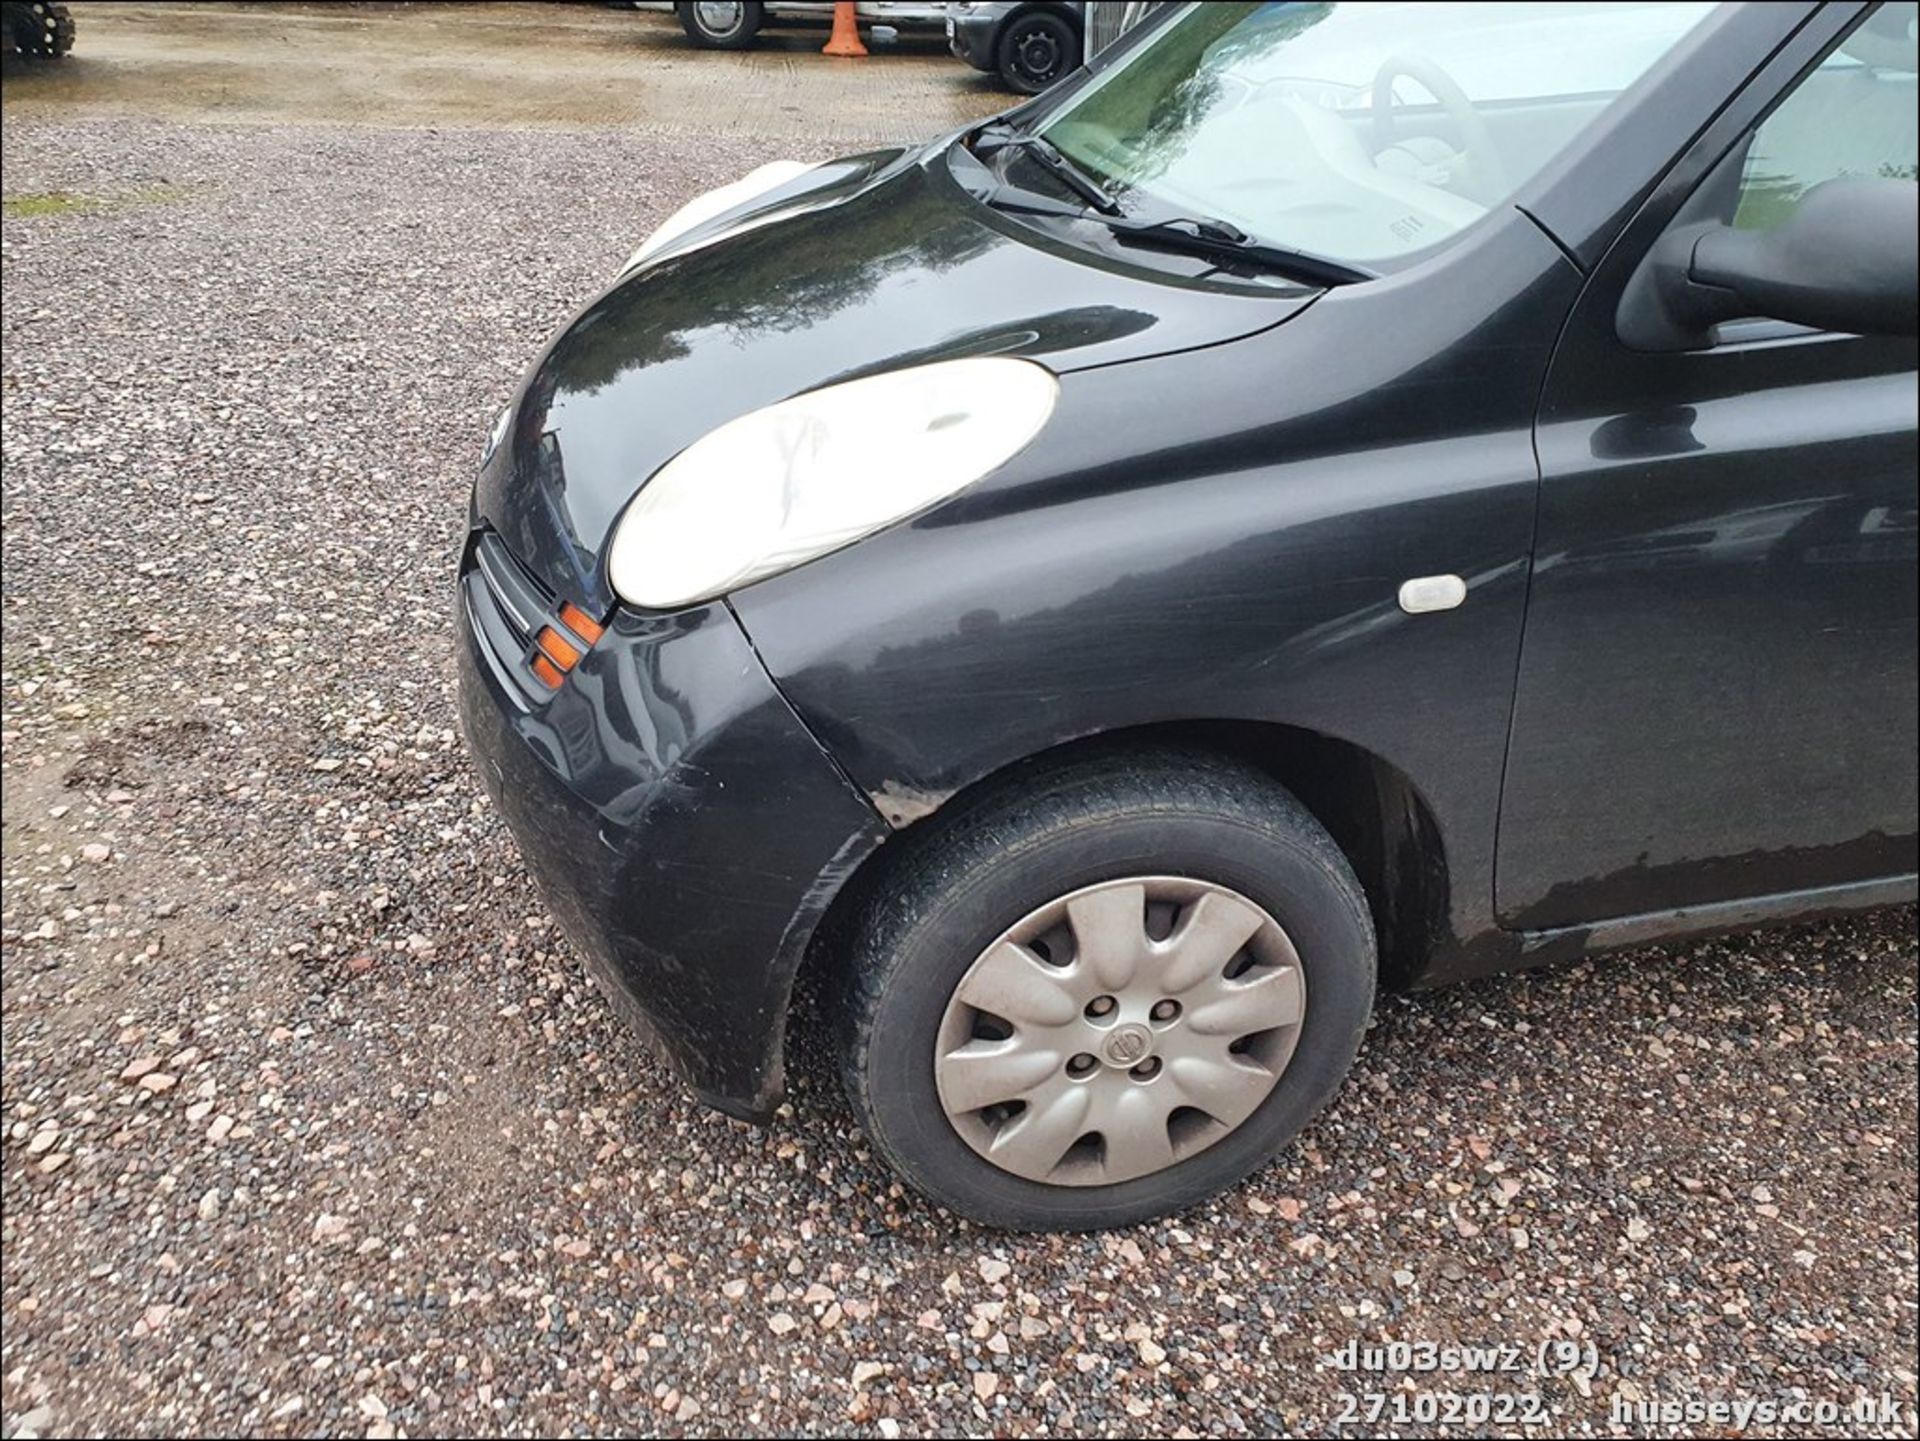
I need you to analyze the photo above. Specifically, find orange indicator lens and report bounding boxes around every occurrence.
[558,602,605,644]
[536,626,582,669]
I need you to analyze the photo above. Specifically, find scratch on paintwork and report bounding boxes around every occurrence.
[797,831,875,918]
[757,828,889,1109]
[872,780,948,829]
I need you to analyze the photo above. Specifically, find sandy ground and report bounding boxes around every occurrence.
[0,2,1006,140]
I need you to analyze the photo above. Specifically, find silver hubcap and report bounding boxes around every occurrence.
[934,876,1307,1187]
[694,1,742,32]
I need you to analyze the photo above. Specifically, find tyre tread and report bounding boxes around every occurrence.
[839,745,1374,1227]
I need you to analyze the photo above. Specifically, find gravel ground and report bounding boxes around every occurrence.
[3,112,1917,1440]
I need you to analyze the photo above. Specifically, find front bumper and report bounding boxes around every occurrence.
[948,9,999,71]
[455,530,888,1119]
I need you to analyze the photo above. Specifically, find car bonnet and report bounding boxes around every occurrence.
[474,144,1317,612]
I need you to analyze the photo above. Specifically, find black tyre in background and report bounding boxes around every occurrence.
[3,0,75,59]
[996,6,1078,94]
[675,0,764,50]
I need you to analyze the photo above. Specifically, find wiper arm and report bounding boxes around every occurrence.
[955,137,1370,288]
[982,197,1370,288]
[1014,136,1124,216]
[972,121,1122,215]
[1104,214,1373,287]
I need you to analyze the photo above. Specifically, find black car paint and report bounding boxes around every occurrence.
[1503,0,1917,928]
[735,210,1576,985]
[460,0,1918,1116]
[475,143,1313,617]
[458,574,888,1116]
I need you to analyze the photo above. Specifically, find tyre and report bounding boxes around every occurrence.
[8,1,74,59]
[995,7,1077,95]
[675,0,763,50]
[840,747,1376,1231]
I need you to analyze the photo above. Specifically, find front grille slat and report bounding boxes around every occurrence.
[474,530,555,644]
[467,528,610,704]
[464,574,535,709]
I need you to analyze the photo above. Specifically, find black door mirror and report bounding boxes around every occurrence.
[1626,179,1919,349]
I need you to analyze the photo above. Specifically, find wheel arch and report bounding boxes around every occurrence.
[786,717,1453,1078]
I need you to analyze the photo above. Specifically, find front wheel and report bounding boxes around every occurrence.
[995,8,1077,95]
[675,0,763,50]
[839,748,1376,1231]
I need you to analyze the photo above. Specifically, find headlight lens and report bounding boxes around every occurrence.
[607,357,1059,610]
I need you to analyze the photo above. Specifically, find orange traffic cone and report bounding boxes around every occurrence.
[823,1,867,57]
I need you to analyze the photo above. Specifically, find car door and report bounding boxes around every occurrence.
[1497,1,1919,930]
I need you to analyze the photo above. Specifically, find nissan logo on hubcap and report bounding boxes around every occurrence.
[1103,1025,1152,1067]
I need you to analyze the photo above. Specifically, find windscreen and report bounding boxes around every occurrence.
[1038,1,1717,263]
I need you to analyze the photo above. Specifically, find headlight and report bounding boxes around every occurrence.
[622,160,817,274]
[607,357,1059,610]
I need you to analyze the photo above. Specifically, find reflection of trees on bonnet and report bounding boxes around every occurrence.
[543,184,1000,396]
[832,303,1157,382]
[1058,2,1335,190]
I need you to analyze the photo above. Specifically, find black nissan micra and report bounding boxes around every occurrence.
[458,1,1918,1230]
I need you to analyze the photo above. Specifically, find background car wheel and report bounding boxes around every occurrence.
[675,0,763,50]
[839,747,1376,1231]
[9,2,74,59]
[995,8,1078,95]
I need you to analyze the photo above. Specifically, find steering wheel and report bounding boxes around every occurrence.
[1371,54,1510,207]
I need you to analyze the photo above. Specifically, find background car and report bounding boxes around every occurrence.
[948,2,1088,94]
[641,1,948,50]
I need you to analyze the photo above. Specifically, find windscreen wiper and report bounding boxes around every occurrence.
[956,133,1371,288]
[971,121,1122,215]
[1102,214,1373,287]
[980,184,1369,288]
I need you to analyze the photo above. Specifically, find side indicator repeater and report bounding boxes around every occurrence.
[1398,574,1468,615]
